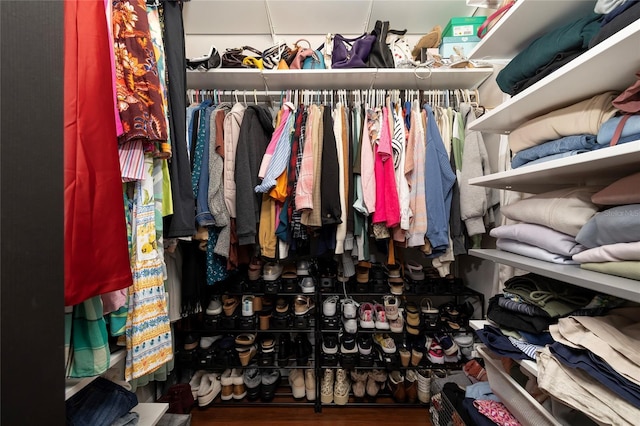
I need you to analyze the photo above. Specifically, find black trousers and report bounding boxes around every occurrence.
[163,0,195,238]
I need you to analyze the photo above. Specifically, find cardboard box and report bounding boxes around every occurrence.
[442,16,487,37]
[439,35,481,58]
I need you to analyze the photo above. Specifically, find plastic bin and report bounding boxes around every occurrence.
[443,16,487,37]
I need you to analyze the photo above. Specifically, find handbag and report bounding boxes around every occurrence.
[262,41,292,70]
[290,47,326,70]
[388,33,416,68]
[221,46,262,68]
[366,20,407,68]
[477,0,516,38]
[331,33,376,69]
[186,45,221,70]
[157,383,195,414]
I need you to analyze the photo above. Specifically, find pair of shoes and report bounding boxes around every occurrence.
[389,370,417,403]
[294,295,315,315]
[195,372,222,406]
[221,368,246,400]
[278,333,294,366]
[295,333,313,365]
[373,333,396,353]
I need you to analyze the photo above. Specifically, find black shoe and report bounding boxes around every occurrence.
[295,333,313,365]
[322,334,338,355]
[277,333,293,367]
[340,333,358,355]
[261,369,280,402]
[357,334,373,356]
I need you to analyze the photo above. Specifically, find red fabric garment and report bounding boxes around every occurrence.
[372,107,401,228]
[64,0,133,306]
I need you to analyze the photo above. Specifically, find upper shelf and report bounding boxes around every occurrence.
[469,0,596,61]
[469,249,640,304]
[469,19,640,134]
[468,140,640,193]
[186,68,494,90]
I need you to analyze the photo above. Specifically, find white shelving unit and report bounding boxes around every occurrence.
[469,0,595,61]
[469,19,640,134]
[186,67,493,90]
[467,2,640,424]
[469,249,640,304]
[131,403,169,426]
[469,320,538,377]
[469,140,640,193]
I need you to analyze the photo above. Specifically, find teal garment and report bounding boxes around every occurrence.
[65,296,110,378]
[190,101,212,198]
[496,12,602,95]
[206,226,228,285]
[109,306,128,337]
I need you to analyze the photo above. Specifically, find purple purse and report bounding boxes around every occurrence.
[331,33,377,68]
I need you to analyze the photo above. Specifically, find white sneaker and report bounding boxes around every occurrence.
[323,295,339,316]
[341,297,357,319]
[342,317,358,334]
[358,302,375,329]
[206,297,222,315]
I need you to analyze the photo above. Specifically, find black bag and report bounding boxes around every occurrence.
[366,20,407,68]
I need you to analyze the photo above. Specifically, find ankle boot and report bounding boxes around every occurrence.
[388,370,406,403]
[405,370,418,403]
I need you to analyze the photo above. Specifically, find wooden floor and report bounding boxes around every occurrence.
[191,405,433,425]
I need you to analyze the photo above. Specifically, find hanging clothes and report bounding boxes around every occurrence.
[125,154,173,380]
[64,0,132,306]
[424,104,457,256]
[162,0,195,238]
[235,105,275,246]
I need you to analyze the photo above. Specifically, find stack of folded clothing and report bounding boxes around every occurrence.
[538,307,640,426]
[482,273,625,360]
[495,186,602,263]
[572,171,640,280]
[497,0,640,97]
[490,222,587,265]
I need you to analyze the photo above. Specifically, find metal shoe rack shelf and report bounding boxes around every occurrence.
[175,265,484,412]
[317,276,484,409]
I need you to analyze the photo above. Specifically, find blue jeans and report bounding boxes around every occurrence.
[511,134,597,168]
[66,377,138,426]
